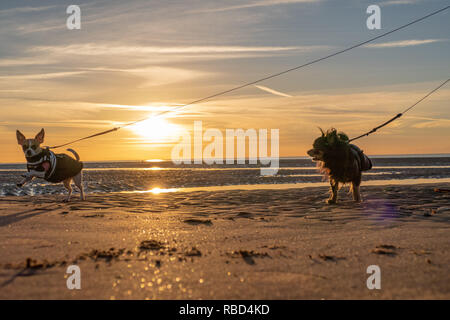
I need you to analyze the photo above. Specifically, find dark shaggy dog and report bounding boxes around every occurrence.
[307,128,372,203]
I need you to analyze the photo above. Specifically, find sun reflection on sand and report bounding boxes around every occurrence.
[148,187,179,194]
[120,187,179,194]
[117,177,450,195]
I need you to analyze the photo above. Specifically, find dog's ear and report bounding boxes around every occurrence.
[35,128,45,144]
[318,127,325,137]
[16,130,26,145]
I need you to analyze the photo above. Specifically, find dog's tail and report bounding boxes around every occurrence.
[67,148,80,161]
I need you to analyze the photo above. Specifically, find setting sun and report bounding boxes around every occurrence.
[129,117,183,143]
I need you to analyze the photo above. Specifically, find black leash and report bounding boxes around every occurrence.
[349,78,449,142]
[49,127,120,149]
[48,6,449,149]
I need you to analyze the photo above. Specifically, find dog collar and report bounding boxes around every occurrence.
[25,151,47,164]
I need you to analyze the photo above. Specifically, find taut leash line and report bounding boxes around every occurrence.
[349,78,449,142]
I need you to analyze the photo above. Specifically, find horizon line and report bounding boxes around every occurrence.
[2,153,450,165]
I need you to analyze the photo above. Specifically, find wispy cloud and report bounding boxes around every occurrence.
[380,0,421,6]
[412,120,450,128]
[0,58,56,67]
[191,0,320,13]
[99,103,184,112]
[88,66,210,87]
[0,89,30,93]
[254,85,293,97]
[31,44,325,56]
[365,39,446,48]
[0,5,58,15]
[0,71,86,80]
[408,116,450,129]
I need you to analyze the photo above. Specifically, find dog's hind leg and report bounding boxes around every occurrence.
[351,172,362,202]
[73,172,85,201]
[351,181,362,202]
[63,178,73,202]
[327,180,338,204]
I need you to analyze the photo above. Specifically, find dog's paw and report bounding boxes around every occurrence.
[327,199,337,204]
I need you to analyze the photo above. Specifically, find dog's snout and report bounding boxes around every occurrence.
[26,150,32,156]
[307,149,315,157]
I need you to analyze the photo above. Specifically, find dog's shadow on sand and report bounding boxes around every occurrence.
[0,204,60,227]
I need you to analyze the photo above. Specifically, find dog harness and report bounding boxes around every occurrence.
[349,144,372,171]
[26,148,83,183]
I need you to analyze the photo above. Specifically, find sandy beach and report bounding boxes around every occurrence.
[0,182,449,300]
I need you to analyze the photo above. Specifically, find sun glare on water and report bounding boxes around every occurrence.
[149,187,178,194]
[130,117,182,143]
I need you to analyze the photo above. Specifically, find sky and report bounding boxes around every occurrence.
[0,0,449,163]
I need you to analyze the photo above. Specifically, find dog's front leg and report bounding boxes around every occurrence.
[17,170,42,187]
[24,170,46,179]
[327,180,338,204]
[17,175,35,187]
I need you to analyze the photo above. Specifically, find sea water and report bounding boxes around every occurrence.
[0,156,449,196]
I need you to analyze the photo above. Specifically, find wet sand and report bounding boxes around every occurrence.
[0,183,449,299]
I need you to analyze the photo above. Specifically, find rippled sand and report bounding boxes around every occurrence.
[0,183,449,299]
